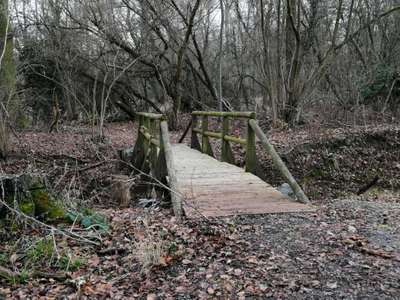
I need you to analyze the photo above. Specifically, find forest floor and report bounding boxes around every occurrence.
[1,118,400,299]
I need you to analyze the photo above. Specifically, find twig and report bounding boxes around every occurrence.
[75,160,114,173]
[0,199,100,246]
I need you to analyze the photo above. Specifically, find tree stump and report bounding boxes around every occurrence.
[0,174,65,221]
[110,175,133,208]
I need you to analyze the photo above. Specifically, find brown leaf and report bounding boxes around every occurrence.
[89,255,100,267]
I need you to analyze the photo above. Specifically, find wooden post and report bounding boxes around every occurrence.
[149,119,158,174]
[249,119,310,204]
[133,115,145,168]
[154,123,168,191]
[201,115,207,153]
[160,120,182,220]
[140,117,151,172]
[245,114,257,174]
[201,115,214,157]
[191,115,201,151]
[221,116,235,164]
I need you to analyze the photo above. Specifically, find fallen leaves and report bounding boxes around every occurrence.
[2,121,400,299]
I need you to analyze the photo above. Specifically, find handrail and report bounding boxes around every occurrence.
[192,111,256,118]
[248,119,310,204]
[160,121,182,219]
[190,111,309,204]
[192,128,247,145]
[131,111,309,219]
[135,112,164,120]
[190,111,257,173]
[132,112,183,220]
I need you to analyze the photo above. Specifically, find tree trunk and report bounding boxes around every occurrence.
[0,0,15,159]
[171,0,201,130]
[283,0,300,126]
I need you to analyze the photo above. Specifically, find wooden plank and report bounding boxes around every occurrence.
[161,121,182,220]
[170,144,314,218]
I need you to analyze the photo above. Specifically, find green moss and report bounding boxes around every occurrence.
[31,188,51,216]
[30,184,66,221]
[19,200,35,216]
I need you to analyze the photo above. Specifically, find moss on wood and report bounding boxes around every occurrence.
[0,175,66,222]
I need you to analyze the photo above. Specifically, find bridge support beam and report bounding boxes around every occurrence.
[160,120,183,220]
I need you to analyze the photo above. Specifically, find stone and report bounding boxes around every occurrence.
[278,183,294,198]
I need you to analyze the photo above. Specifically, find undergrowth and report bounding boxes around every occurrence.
[0,206,108,284]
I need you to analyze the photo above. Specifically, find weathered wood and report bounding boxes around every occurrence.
[149,120,159,174]
[221,116,229,162]
[131,112,311,219]
[154,126,168,193]
[193,128,222,139]
[245,119,257,174]
[192,128,247,145]
[111,175,132,208]
[357,176,379,195]
[223,135,247,145]
[135,112,164,120]
[160,120,182,220]
[191,115,202,151]
[201,116,214,157]
[154,148,167,181]
[192,111,256,118]
[139,127,160,147]
[171,144,313,218]
[249,119,310,204]
[133,116,145,168]
[140,118,152,173]
[0,175,66,221]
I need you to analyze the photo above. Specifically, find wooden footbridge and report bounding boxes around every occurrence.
[131,111,313,219]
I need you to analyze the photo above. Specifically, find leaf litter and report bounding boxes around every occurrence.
[0,120,400,299]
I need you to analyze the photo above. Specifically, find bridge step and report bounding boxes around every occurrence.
[171,144,314,218]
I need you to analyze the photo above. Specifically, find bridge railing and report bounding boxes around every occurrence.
[131,110,309,218]
[191,111,257,174]
[133,112,165,173]
[132,112,182,218]
[190,111,310,204]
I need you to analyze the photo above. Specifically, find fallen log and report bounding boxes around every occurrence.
[0,174,65,221]
[357,176,379,195]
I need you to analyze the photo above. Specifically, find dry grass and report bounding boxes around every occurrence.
[134,236,167,272]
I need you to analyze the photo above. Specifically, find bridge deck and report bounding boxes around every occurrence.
[171,144,314,218]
